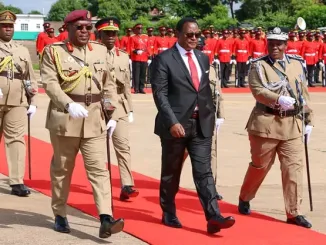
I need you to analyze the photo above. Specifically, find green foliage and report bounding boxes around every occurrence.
[199,5,237,29]
[28,10,42,15]
[47,0,89,21]
[296,5,326,29]
[0,5,23,14]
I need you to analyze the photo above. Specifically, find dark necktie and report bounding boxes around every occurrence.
[278,60,286,71]
[186,52,200,91]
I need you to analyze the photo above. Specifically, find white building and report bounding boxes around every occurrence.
[13,14,46,40]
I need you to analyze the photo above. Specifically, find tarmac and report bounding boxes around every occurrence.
[0,79,326,244]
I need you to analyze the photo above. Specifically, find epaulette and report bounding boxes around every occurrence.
[251,54,268,63]
[89,40,105,46]
[287,54,304,62]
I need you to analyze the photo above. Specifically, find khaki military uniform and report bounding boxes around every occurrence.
[41,40,119,217]
[239,55,313,218]
[107,47,134,186]
[209,64,224,183]
[0,39,38,185]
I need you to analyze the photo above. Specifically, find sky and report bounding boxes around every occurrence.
[2,0,56,14]
[2,0,241,16]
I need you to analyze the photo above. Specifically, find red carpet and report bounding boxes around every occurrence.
[38,86,326,95]
[1,137,326,245]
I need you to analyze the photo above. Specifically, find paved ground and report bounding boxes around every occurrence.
[1,90,325,244]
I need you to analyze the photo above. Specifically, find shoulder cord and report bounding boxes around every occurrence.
[51,46,92,93]
[0,56,14,73]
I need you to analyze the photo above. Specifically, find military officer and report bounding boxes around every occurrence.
[95,17,139,201]
[181,37,225,200]
[40,10,124,237]
[0,10,38,197]
[238,27,313,228]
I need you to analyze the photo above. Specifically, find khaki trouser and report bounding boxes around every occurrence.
[50,131,112,217]
[239,134,304,218]
[112,116,134,186]
[0,106,27,185]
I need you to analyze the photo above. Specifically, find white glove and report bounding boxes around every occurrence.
[137,50,144,55]
[67,102,88,119]
[128,112,134,123]
[319,61,324,69]
[246,60,250,65]
[147,60,152,65]
[0,88,3,99]
[106,119,117,138]
[305,125,313,143]
[213,59,220,65]
[27,105,37,118]
[129,59,132,65]
[278,96,296,110]
[215,118,224,131]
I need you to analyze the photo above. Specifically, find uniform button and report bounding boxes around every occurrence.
[88,87,91,91]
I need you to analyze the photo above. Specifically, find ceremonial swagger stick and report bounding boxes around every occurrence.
[106,129,114,212]
[27,114,32,180]
[304,134,313,211]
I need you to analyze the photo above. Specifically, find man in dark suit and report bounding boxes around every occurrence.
[150,17,235,234]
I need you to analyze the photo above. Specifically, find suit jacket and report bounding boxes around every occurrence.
[246,54,314,141]
[150,44,215,139]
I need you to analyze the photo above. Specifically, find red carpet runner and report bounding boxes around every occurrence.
[1,137,326,245]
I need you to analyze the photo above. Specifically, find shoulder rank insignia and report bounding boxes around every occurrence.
[251,55,269,63]
[287,54,304,62]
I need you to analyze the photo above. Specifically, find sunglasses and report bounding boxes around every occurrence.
[185,32,201,38]
[74,25,93,31]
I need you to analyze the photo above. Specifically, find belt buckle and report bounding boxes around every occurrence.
[279,110,286,118]
[7,70,13,80]
[85,93,92,106]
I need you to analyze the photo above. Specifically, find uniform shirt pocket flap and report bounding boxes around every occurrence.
[93,63,106,72]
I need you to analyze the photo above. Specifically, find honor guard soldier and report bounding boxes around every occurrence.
[0,10,38,196]
[238,27,314,228]
[36,22,51,55]
[301,31,318,87]
[40,10,124,237]
[95,17,139,201]
[129,23,149,93]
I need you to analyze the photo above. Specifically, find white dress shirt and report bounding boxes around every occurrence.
[176,42,202,82]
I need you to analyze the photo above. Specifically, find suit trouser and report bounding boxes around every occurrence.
[239,134,303,218]
[307,65,315,86]
[0,106,27,185]
[49,131,112,217]
[236,62,247,86]
[220,62,231,87]
[132,61,147,92]
[160,118,220,221]
[183,126,218,183]
[112,116,134,186]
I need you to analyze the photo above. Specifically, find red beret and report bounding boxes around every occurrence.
[202,30,210,34]
[64,10,92,24]
[133,23,142,29]
[47,28,54,32]
[167,28,173,32]
[147,27,154,31]
[158,26,166,31]
[43,22,50,27]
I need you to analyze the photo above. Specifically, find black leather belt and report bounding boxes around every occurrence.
[0,71,22,79]
[265,107,300,117]
[67,94,101,106]
[191,111,199,119]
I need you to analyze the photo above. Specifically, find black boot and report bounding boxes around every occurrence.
[99,214,124,238]
[238,199,251,215]
[287,215,312,228]
[54,215,71,233]
[120,186,139,201]
[10,184,31,197]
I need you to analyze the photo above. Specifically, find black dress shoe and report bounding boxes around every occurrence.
[120,186,139,201]
[238,199,251,215]
[139,90,146,94]
[54,215,71,233]
[287,215,312,228]
[99,215,124,238]
[162,213,182,228]
[216,193,223,200]
[10,184,31,197]
[207,215,235,233]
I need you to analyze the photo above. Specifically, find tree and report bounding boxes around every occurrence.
[3,5,23,14]
[29,10,42,15]
[47,0,89,21]
[221,0,242,19]
[296,5,326,29]
[97,0,136,21]
[198,5,237,29]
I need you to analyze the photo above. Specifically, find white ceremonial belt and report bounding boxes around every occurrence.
[287,49,297,52]
[305,53,315,56]
[219,50,230,53]
[237,50,248,53]
[203,50,212,53]
[254,52,263,55]
[158,47,168,50]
